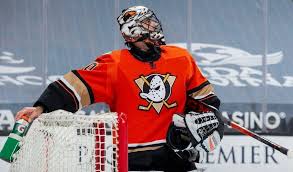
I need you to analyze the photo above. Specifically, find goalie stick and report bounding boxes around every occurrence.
[188,97,293,159]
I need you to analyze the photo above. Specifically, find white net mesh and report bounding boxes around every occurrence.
[10,110,121,172]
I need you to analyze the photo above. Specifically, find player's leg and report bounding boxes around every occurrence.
[128,144,196,172]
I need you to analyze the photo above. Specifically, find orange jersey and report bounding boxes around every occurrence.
[70,45,208,147]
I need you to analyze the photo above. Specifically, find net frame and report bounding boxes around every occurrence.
[9,110,128,172]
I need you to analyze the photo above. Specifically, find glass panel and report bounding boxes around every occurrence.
[47,0,116,73]
[267,0,293,135]
[190,0,264,103]
[187,0,265,135]
[0,0,43,104]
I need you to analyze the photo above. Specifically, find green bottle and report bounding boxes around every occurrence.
[0,115,30,162]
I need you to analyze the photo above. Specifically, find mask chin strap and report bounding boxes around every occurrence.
[128,41,161,62]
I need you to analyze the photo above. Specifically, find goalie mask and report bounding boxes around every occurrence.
[117,6,165,46]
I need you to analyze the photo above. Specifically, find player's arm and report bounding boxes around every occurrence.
[184,53,220,112]
[15,71,91,122]
[16,54,115,122]
[167,53,224,162]
[185,54,224,149]
[33,71,93,113]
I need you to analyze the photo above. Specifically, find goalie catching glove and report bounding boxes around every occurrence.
[166,111,224,161]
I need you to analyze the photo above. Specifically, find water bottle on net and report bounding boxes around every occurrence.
[0,114,31,162]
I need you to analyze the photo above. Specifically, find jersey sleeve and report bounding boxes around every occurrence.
[71,53,116,107]
[185,54,221,112]
[33,53,116,113]
[186,54,210,95]
[186,54,217,100]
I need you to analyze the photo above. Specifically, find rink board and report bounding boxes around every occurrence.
[1,136,293,172]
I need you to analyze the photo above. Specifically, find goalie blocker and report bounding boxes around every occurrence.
[166,96,224,162]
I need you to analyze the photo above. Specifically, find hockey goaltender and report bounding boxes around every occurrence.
[15,6,224,172]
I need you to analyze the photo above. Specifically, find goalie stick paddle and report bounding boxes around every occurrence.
[190,98,293,159]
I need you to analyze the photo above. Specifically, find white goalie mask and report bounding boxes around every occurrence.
[117,6,165,46]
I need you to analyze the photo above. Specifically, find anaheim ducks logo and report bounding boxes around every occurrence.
[135,73,177,114]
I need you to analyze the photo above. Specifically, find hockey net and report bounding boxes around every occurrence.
[10,110,128,172]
